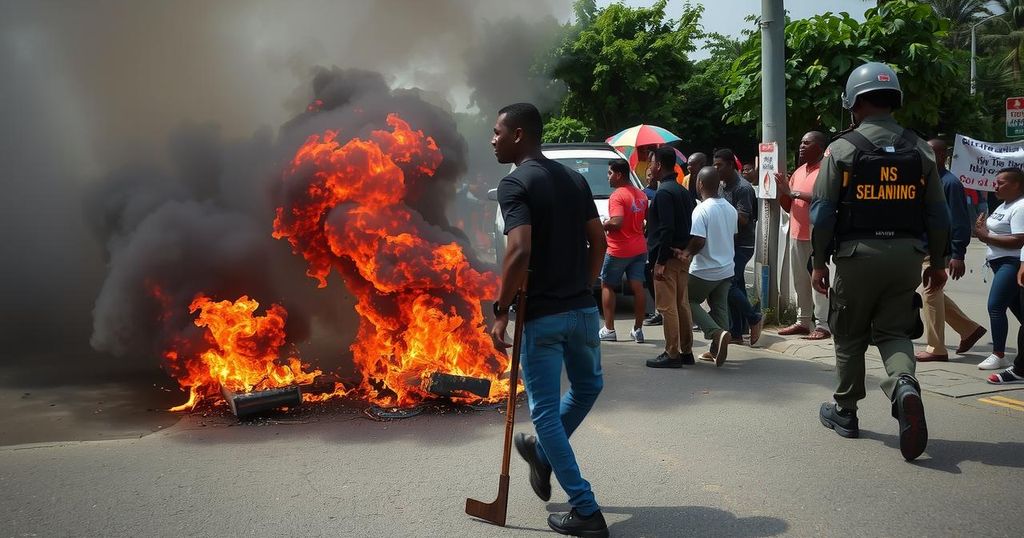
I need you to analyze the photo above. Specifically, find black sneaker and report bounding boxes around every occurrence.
[891,375,928,461]
[680,353,695,365]
[643,313,663,326]
[547,508,609,538]
[819,402,859,438]
[513,433,552,501]
[646,352,683,368]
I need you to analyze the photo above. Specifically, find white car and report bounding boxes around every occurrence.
[487,143,644,264]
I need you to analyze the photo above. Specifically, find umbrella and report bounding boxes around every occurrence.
[606,124,681,148]
[607,124,685,176]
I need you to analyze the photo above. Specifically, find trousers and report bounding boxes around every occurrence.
[520,307,603,515]
[830,239,922,410]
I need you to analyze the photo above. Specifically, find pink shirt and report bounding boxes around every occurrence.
[607,185,648,257]
[788,161,820,241]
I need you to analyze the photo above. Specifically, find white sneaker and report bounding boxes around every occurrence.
[598,327,617,341]
[630,327,645,343]
[978,353,1011,370]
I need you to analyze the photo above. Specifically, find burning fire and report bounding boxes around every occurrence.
[166,294,323,411]
[273,114,508,407]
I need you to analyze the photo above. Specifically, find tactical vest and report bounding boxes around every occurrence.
[836,128,926,241]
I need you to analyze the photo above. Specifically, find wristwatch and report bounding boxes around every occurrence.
[493,301,509,317]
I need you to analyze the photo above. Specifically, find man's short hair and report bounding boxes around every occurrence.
[713,148,736,168]
[805,131,828,148]
[497,103,542,141]
[997,167,1024,184]
[697,166,720,190]
[609,159,630,176]
[654,146,677,170]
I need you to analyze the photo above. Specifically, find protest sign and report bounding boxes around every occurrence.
[1007,97,1024,138]
[757,142,778,199]
[950,134,1024,192]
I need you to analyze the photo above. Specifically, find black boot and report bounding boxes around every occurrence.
[819,402,859,438]
[891,375,928,461]
[547,508,609,538]
[646,351,683,368]
[514,433,552,501]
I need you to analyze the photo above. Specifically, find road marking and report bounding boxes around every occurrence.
[989,395,1024,407]
[978,396,1024,411]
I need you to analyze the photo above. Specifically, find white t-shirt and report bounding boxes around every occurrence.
[986,197,1024,260]
[689,197,738,281]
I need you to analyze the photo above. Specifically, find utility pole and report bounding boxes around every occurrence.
[971,14,1001,96]
[759,0,785,317]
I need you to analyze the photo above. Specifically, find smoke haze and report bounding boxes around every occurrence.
[0,0,571,384]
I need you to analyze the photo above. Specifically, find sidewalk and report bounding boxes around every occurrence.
[761,331,1020,399]
[607,301,1018,400]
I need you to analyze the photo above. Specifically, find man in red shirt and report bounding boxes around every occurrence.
[775,131,831,340]
[600,159,649,343]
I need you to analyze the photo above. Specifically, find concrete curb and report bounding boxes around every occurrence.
[762,330,1023,398]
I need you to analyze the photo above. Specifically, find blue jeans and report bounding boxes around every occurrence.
[728,246,761,336]
[520,307,603,516]
[987,257,1022,353]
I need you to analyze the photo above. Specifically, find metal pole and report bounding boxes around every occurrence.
[760,0,785,315]
[971,14,1002,96]
[971,24,977,96]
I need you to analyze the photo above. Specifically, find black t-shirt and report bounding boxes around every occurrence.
[723,175,757,248]
[497,158,600,321]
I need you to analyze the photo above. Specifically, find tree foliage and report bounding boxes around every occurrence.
[549,0,703,138]
[543,116,593,143]
[723,0,976,147]
[525,0,1024,168]
[678,32,759,159]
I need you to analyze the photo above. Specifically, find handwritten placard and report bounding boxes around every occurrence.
[950,134,1024,192]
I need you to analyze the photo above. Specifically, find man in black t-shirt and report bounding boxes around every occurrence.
[490,103,609,537]
[714,148,763,346]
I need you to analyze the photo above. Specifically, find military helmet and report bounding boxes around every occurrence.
[841,62,902,110]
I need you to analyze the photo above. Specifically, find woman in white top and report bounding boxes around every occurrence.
[974,168,1024,370]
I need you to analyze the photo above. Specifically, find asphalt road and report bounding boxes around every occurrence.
[3,340,1023,536]
[1,245,1022,537]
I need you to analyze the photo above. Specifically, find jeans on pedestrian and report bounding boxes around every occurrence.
[644,252,656,315]
[520,306,603,516]
[986,256,1022,353]
[1017,287,1024,372]
[729,245,761,336]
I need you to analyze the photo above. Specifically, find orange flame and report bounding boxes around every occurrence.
[273,114,507,407]
[165,294,325,411]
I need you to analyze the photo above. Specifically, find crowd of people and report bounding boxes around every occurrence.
[482,60,1024,536]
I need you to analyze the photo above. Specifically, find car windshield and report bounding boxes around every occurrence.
[553,157,617,199]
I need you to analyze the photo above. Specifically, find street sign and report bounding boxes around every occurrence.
[1006,97,1024,137]
[757,142,778,199]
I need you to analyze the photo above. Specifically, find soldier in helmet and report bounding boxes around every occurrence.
[811,62,950,461]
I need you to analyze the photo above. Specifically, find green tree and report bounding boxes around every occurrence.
[549,0,703,138]
[677,31,759,159]
[926,0,991,47]
[984,1,1024,80]
[543,116,593,143]
[723,0,978,148]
